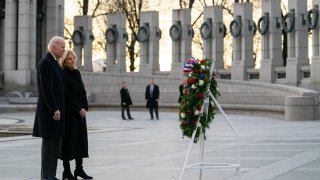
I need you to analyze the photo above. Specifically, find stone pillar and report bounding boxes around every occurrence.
[231,2,255,80]
[46,0,64,42]
[259,0,282,83]
[28,0,37,71]
[34,0,64,60]
[138,11,160,74]
[4,0,37,89]
[4,0,18,76]
[310,0,320,89]
[73,16,93,71]
[170,9,192,77]
[202,6,224,74]
[285,0,308,86]
[106,13,127,73]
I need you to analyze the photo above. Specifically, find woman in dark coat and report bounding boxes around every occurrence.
[120,82,134,120]
[59,49,92,180]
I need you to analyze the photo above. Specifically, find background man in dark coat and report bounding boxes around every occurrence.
[145,79,160,119]
[178,79,187,103]
[120,82,134,120]
[32,36,66,180]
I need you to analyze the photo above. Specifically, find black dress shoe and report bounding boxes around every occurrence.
[122,117,127,120]
[74,168,93,179]
[129,117,134,120]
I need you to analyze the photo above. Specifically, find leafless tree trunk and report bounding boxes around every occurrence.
[83,0,88,15]
[281,11,287,66]
[115,0,145,71]
[73,0,145,72]
[76,0,88,15]
[179,0,195,8]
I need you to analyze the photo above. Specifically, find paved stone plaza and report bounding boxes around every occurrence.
[0,109,320,180]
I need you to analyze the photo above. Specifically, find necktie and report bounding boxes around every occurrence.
[150,86,153,97]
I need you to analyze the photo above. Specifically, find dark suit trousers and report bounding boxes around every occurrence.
[149,107,158,119]
[41,138,60,178]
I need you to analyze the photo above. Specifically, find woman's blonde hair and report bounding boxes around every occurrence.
[60,49,77,69]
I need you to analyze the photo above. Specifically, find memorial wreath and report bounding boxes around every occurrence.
[179,57,220,143]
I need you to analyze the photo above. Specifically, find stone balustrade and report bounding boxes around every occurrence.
[77,71,319,121]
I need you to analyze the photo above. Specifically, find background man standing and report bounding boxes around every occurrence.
[32,36,66,180]
[145,79,160,120]
[120,82,134,120]
[178,78,187,103]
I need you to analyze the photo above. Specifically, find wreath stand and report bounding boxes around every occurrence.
[179,63,240,180]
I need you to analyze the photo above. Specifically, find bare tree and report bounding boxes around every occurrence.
[115,0,148,71]
[77,0,89,15]
[78,0,105,18]
[281,4,287,66]
[68,0,289,71]
[179,0,196,8]
[69,0,148,72]
[178,0,233,57]
[235,0,249,2]
[64,0,112,65]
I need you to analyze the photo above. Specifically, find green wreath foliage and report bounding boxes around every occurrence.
[179,58,220,143]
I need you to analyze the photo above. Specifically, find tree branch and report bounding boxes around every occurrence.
[92,0,102,18]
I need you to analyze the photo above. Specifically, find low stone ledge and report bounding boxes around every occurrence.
[221,104,284,112]
[89,102,180,109]
[0,104,36,112]
[285,96,319,120]
[9,98,37,104]
[0,102,291,120]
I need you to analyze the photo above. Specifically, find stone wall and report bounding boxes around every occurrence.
[80,72,319,120]
[82,71,180,107]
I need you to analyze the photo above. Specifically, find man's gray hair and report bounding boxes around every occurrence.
[47,36,64,52]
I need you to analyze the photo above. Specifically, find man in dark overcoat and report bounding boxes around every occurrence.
[145,79,160,119]
[178,79,187,103]
[120,82,134,120]
[32,36,66,180]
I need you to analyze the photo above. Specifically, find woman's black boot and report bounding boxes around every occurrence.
[62,160,76,180]
[62,170,76,180]
[74,158,93,179]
